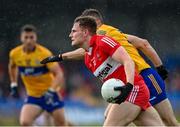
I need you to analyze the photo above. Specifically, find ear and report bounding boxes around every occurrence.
[83,29,89,36]
[96,19,101,26]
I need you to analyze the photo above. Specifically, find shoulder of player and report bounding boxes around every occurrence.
[9,45,23,56]
[97,35,118,47]
[101,24,118,31]
[36,44,53,55]
[98,24,120,35]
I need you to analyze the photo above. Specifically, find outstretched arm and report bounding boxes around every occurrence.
[62,48,85,60]
[126,34,168,80]
[40,48,85,64]
[126,34,162,67]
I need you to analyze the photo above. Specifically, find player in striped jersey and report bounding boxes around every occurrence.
[8,25,67,126]
[41,16,164,126]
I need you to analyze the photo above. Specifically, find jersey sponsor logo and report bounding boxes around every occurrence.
[97,63,112,80]
[25,68,34,74]
[93,57,122,81]
[18,66,49,76]
[101,37,117,48]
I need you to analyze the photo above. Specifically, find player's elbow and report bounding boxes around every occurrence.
[142,39,150,46]
[137,39,151,49]
[8,63,16,73]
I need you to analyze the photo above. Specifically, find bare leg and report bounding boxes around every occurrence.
[42,112,54,125]
[104,102,141,126]
[134,106,164,126]
[104,103,112,119]
[154,98,179,126]
[20,104,43,126]
[51,108,67,126]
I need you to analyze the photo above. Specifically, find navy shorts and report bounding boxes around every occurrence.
[140,68,167,105]
[25,92,64,112]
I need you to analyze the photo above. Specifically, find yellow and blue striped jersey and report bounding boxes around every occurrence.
[97,24,150,72]
[9,44,58,97]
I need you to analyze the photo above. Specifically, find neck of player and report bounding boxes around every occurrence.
[23,44,36,53]
[80,36,92,51]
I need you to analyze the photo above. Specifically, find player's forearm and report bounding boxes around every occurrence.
[127,35,163,67]
[124,59,135,84]
[62,48,85,60]
[50,70,64,91]
[112,47,135,84]
[40,48,85,64]
[140,44,162,67]
[8,65,18,83]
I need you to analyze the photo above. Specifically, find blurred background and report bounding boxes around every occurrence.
[0,0,180,125]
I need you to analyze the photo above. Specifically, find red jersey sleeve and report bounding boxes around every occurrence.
[99,36,121,56]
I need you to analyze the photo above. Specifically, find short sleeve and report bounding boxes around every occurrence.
[99,36,121,56]
[107,29,128,43]
[9,50,16,65]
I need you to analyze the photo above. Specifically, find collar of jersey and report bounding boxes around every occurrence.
[89,35,97,47]
[22,44,37,54]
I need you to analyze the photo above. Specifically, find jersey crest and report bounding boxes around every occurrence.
[97,30,106,35]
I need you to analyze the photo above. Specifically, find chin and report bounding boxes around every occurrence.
[71,42,75,46]
[72,43,80,48]
[71,41,77,46]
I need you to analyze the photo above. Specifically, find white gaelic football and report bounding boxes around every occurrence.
[101,78,125,103]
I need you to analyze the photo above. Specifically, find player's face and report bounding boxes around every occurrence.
[21,32,37,51]
[69,22,87,47]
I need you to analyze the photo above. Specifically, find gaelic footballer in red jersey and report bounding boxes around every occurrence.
[85,34,151,107]
[40,16,164,126]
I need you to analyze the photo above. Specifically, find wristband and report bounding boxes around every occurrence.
[11,82,18,88]
[48,88,56,92]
